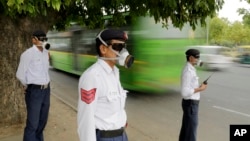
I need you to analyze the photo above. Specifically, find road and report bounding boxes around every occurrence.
[49,63,250,141]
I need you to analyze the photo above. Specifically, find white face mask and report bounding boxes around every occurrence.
[96,30,134,68]
[42,41,50,50]
[111,48,134,68]
[196,59,203,67]
[99,47,134,68]
[36,37,50,50]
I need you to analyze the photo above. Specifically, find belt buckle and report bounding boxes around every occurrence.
[41,84,48,89]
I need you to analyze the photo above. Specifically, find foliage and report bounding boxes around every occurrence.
[227,22,249,45]
[207,0,250,46]
[209,17,229,44]
[0,0,225,126]
[208,16,250,46]
[0,0,224,30]
[238,0,250,27]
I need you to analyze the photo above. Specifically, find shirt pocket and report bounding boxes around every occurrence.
[107,90,120,102]
[31,58,43,71]
[191,76,199,88]
[106,90,120,111]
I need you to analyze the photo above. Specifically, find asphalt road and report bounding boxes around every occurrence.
[49,63,250,141]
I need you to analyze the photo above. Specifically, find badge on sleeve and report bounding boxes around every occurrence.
[80,88,96,104]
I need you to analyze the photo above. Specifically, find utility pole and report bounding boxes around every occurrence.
[206,18,209,45]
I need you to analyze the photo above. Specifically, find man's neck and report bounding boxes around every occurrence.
[105,60,115,69]
[36,46,43,52]
[188,61,195,67]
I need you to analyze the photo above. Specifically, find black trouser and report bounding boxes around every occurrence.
[179,99,199,141]
[23,84,50,141]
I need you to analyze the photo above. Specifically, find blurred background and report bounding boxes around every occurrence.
[45,3,250,141]
[47,15,247,93]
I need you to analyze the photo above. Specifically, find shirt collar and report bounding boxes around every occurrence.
[32,45,48,53]
[187,62,196,71]
[32,45,40,51]
[97,59,118,74]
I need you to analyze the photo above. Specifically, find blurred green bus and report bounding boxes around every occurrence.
[48,17,206,93]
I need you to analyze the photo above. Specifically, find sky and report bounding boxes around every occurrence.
[218,0,250,22]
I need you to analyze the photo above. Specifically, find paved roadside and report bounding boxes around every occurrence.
[0,94,79,141]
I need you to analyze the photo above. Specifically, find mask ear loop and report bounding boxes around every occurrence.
[33,36,39,41]
[96,29,119,60]
[96,30,108,46]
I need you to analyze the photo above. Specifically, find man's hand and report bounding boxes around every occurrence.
[23,86,27,95]
[200,83,207,91]
[194,83,208,93]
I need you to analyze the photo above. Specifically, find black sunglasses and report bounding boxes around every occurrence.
[193,55,200,59]
[34,36,48,41]
[108,43,126,52]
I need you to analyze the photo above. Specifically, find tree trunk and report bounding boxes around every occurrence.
[0,15,49,127]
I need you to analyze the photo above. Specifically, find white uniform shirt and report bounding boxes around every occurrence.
[16,45,50,86]
[181,62,200,100]
[77,59,127,141]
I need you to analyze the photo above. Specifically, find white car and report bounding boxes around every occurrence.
[187,45,233,70]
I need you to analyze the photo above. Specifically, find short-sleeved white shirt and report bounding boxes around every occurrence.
[77,59,127,141]
[16,45,50,86]
[181,62,200,100]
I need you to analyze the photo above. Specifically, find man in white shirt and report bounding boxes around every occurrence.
[16,30,50,141]
[77,29,134,141]
[179,49,207,141]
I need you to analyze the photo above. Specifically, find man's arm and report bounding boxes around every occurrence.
[16,51,31,86]
[77,73,98,141]
[194,83,207,93]
[181,71,194,98]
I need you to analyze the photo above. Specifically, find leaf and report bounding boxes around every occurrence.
[52,0,61,11]
[17,0,24,4]
[27,4,35,14]
[46,0,51,4]
[7,0,15,6]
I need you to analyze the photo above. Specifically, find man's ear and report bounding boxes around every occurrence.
[100,44,107,54]
[188,55,193,61]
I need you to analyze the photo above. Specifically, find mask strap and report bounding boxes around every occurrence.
[96,30,108,46]
[97,48,123,61]
[98,56,118,60]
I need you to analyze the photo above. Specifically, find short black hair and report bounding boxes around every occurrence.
[185,49,200,61]
[32,30,46,37]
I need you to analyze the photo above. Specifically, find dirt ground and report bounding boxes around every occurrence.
[0,95,79,141]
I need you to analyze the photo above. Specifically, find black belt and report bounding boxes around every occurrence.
[182,99,199,105]
[28,83,50,89]
[96,127,124,138]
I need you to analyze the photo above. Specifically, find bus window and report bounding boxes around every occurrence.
[49,38,71,51]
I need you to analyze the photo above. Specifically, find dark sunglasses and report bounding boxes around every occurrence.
[193,55,200,59]
[108,43,126,52]
[34,36,48,41]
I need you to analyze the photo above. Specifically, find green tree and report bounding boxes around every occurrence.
[238,0,250,45]
[208,17,250,46]
[209,17,229,45]
[0,0,223,127]
[238,0,250,27]
[227,21,249,46]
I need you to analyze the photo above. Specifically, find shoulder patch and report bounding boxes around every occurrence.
[80,88,96,104]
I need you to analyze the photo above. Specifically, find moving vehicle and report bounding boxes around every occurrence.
[48,17,206,93]
[187,45,233,70]
[237,45,250,64]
